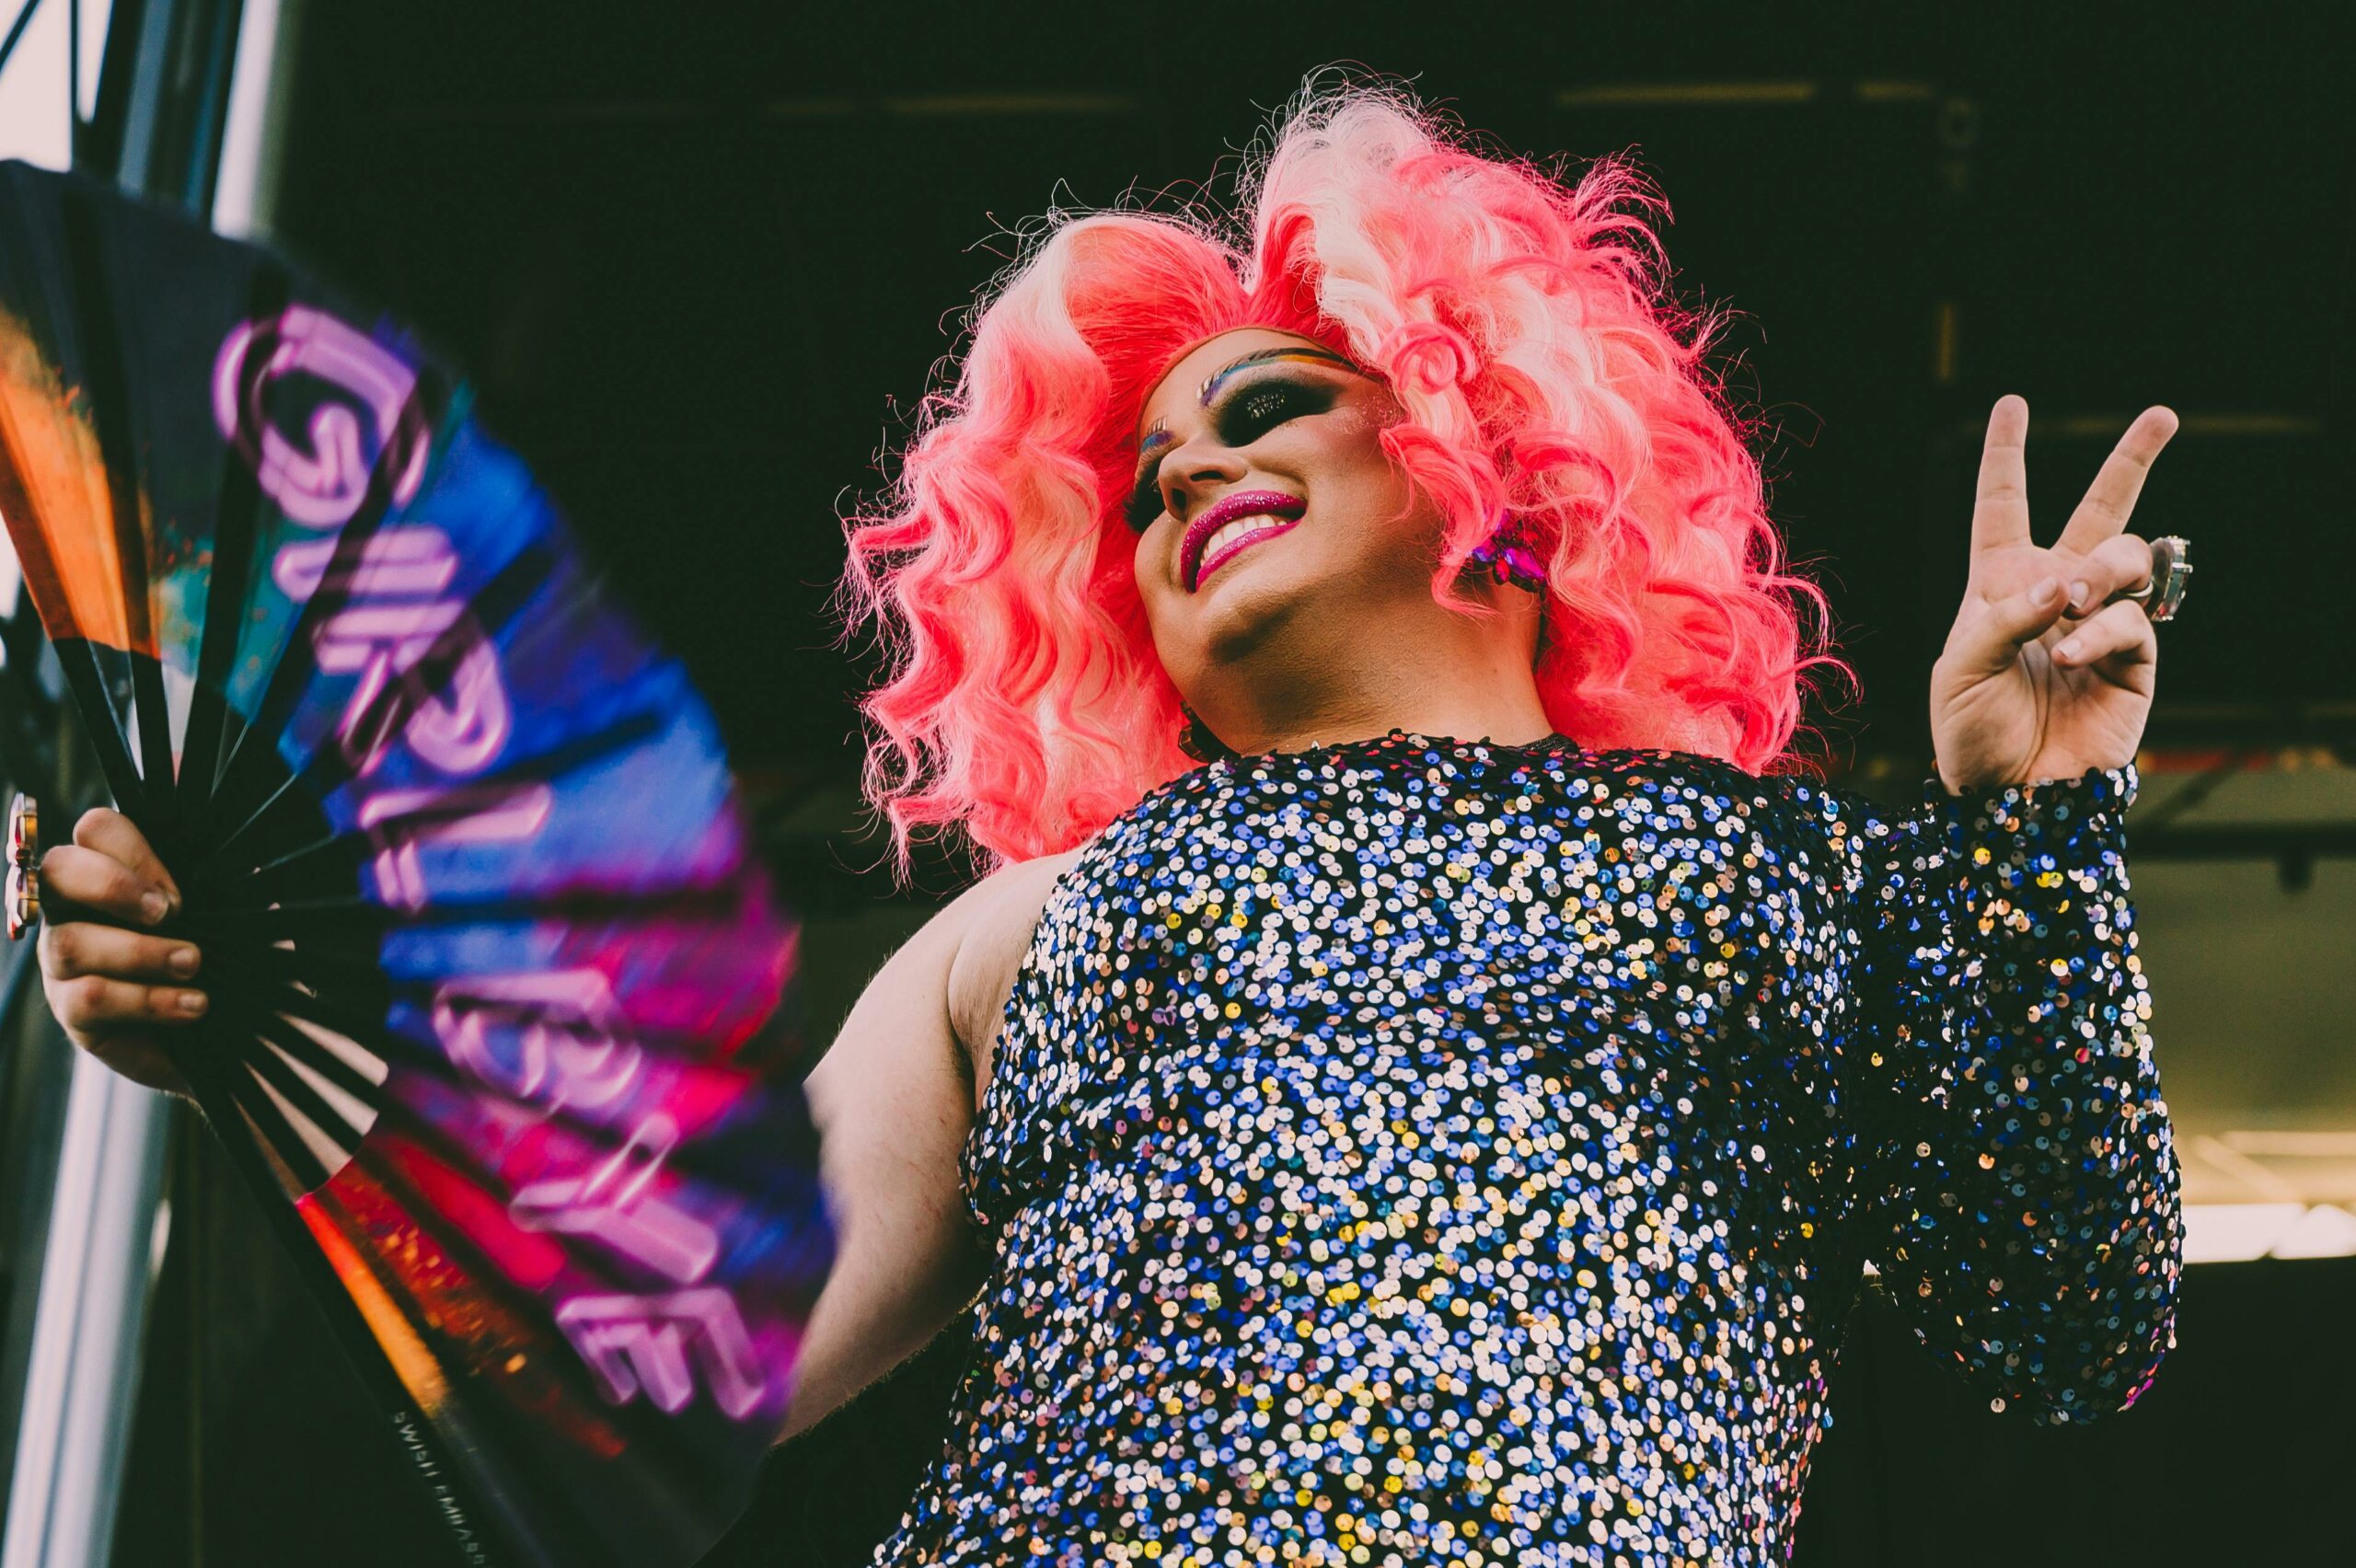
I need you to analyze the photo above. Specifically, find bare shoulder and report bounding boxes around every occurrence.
[944,847,1087,1100]
[782,847,1084,1436]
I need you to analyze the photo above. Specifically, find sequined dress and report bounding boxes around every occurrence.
[872,732,2181,1567]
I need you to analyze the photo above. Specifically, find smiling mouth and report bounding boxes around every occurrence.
[1191,514,1299,591]
[1181,490,1308,591]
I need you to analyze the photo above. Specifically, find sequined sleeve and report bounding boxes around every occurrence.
[1834,764,2182,1423]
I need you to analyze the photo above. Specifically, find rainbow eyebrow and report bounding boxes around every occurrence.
[1136,421,1173,467]
[1195,344,1360,407]
[1128,345,1366,504]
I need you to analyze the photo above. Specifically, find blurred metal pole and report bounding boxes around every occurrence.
[0,1062,169,1568]
[0,1,290,1562]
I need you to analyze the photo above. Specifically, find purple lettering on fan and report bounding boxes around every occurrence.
[213,301,786,1427]
[360,782,554,913]
[213,305,430,525]
[555,1289,770,1420]
[428,968,643,1116]
[0,159,833,1562]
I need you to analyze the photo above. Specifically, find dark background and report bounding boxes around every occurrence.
[256,0,2351,789]
[67,2,2356,1564]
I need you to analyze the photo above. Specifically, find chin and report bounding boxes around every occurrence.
[1187,564,1325,666]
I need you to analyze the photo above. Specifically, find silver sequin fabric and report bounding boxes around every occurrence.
[872,732,2181,1567]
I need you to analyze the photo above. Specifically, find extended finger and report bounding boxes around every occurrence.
[1951,575,2072,674]
[48,973,209,1033]
[2052,598,2157,672]
[39,919,201,985]
[2055,406,2178,557]
[2063,532,2154,618]
[38,843,172,926]
[72,808,179,912]
[1969,395,2033,557]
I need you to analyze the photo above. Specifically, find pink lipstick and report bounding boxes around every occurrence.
[1180,490,1307,593]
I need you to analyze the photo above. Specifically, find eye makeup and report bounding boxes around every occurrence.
[1213,376,1335,447]
[1194,344,1358,407]
[1126,352,1361,532]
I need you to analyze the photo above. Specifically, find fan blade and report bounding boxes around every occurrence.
[181,1044,533,1564]
[191,703,667,909]
[53,184,180,832]
[0,161,837,1568]
[177,261,294,816]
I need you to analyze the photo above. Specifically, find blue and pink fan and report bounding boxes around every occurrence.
[0,162,834,1566]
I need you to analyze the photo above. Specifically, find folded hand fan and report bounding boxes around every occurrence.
[0,162,834,1567]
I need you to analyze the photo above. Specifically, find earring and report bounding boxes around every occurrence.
[1178,703,1233,764]
[1465,512,1548,594]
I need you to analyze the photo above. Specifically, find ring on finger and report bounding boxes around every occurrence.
[2105,535,2193,623]
[6,794,37,942]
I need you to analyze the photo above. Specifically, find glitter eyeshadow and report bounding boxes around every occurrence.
[873,730,2182,1566]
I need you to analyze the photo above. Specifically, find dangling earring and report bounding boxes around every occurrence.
[1465,511,1548,594]
[1179,703,1233,764]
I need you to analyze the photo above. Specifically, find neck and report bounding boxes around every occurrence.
[1193,601,1554,756]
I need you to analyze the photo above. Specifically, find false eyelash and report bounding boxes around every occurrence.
[1240,387,1292,423]
[1220,383,1320,444]
[1126,479,1163,533]
[1126,379,1334,533]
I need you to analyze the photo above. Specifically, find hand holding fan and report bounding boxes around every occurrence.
[0,162,834,1567]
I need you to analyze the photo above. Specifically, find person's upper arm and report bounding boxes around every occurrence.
[782,885,983,1438]
[780,849,1078,1439]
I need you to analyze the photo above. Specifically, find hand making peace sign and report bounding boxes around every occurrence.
[1929,394,2182,792]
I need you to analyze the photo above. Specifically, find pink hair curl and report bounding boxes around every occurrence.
[840,80,1837,873]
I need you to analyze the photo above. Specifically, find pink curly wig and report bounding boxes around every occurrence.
[840,81,1834,872]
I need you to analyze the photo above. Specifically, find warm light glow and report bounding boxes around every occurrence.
[2182,1203,2356,1264]
[2268,1204,2356,1260]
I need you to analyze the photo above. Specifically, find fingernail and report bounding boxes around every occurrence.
[2057,639,2082,662]
[2035,578,2064,606]
[168,947,200,977]
[141,890,168,925]
[2068,580,2091,611]
[175,990,207,1017]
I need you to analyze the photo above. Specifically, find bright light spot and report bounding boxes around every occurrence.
[2269,1203,2356,1260]
[77,0,108,122]
[2183,1203,2356,1264]
[0,525,19,623]
[0,1,73,169]
[0,0,116,170]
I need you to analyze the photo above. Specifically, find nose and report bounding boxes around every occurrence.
[1157,437,1249,525]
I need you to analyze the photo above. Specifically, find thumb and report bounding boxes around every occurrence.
[1949,574,2070,676]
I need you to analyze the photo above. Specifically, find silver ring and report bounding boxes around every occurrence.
[6,793,38,942]
[2111,535,2191,623]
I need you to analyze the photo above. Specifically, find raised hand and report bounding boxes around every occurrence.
[35,807,202,1094]
[1929,394,2179,792]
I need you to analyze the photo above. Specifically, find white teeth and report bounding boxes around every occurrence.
[1199,513,1288,571]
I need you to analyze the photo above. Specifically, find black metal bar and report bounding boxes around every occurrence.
[2131,824,2356,860]
[0,0,42,77]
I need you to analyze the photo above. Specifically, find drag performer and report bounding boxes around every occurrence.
[39,84,2184,1564]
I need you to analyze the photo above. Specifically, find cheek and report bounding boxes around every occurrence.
[1310,419,1438,559]
[1131,526,1188,644]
